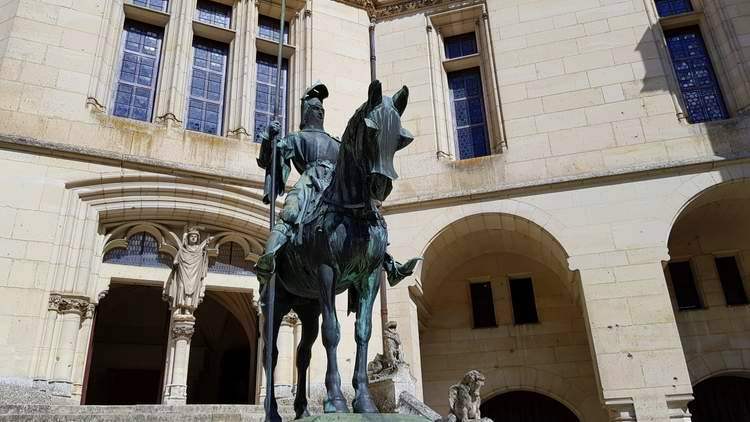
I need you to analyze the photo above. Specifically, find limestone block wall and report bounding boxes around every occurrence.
[419,253,604,421]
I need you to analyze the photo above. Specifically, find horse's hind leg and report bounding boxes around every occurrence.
[352,269,380,413]
[318,264,349,413]
[262,290,291,422]
[292,301,320,419]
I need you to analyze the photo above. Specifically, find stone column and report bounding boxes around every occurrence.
[274,312,298,398]
[49,295,90,398]
[571,250,693,421]
[163,313,196,404]
[32,294,63,391]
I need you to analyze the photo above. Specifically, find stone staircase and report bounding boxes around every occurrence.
[0,404,295,421]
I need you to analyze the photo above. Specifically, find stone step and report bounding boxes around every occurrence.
[0,404,299,421]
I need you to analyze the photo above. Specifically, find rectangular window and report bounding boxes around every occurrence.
[444,33,478,59]
[187,37,228,135]
[509,277,539,325]
[448,68,489,159]
[258,15,289,43]
[668,261,703,310]
[715,256,749,306]
[132,0,168,12]
[113,20,163,122]
[196,0,231,28]
[654,0,693,17]
[469,282,496,328]
[253,52,288,141]
[664,26,729,123]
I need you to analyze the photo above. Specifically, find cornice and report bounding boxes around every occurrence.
[334,0,483,20]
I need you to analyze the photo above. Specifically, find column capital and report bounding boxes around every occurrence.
[282,311,299,327]
[171,314,196,340]
[54,294,91,315]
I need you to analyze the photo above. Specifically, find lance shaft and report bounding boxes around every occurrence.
[264,0,285,420]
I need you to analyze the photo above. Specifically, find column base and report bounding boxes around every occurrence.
[163,384,187,405]
[48,380,73,398]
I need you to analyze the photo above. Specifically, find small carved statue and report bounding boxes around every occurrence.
[163,227,213,315]
[368,320,406,379]
[445,370,492,422]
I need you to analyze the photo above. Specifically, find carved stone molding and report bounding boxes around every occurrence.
[171,315,196,340]
[50,294,91,315]
[48,294,62,312]
[334,0,483,20]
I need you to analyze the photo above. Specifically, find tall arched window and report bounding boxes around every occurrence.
[209,242,254,276]
[103,232,172,268]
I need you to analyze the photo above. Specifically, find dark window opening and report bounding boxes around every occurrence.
[448,67,489,159]
[668,261,703,310]
[196,0,232,28]
[444,33,478,59]
[113,20,163,122]
[258,15,289,44]
[469,282,497,328]
[187,37,228,135]
[254,52,289,141]
[664,26,728,123]
[510,277,539,325]
[654,0,693,17]
[715,256,749,306]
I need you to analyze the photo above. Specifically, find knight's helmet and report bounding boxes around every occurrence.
[299,81,329,129]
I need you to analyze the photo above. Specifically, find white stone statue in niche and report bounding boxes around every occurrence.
[163,226,213,315]
[445,370,492,422]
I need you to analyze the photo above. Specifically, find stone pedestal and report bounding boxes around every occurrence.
[369,363,418,414]
[162,313,195,405]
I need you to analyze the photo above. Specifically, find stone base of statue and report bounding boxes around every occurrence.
[368,363,418,414]
[298,413,433,422]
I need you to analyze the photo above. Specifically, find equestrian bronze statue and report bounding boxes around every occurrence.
[256,80,419,421]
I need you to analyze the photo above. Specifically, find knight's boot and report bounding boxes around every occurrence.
[255,226,289,285]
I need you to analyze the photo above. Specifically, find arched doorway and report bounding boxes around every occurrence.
[481,391,579,422]
[689,375,750,421]
[187,292,256,404]
[84,284,170,404]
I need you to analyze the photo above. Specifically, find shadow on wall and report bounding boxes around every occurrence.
[635,22,750,160]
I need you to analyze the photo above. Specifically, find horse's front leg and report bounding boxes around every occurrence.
[318,264,348,413]
[352,269,380,413]
[292,301,321,419]
[262,291,291,422]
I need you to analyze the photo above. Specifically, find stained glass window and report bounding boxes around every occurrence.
[664,26,728,123]
[187,37,228,135]
[444,33,478,59]
[196,0,231,28]
[113,21,163,122]
[132,0,168,12]
[654,0,692,17]
[103,232,172,268]
[208,242,254,276]
[258,15,289,43]
[448,67,489,159]
[254,53,288,142]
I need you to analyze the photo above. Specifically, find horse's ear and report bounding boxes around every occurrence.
[367,80,382,109]
[393,85,409,116]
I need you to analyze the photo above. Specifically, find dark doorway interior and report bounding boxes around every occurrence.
[480,391,579,422]
[84,284,170,404]
[187,293,254,404]
[689,375,750,421]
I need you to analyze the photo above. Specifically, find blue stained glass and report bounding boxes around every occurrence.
[113,21,163,122]
[253,52,288,142]
[103,232,172,268]
[449,67,489,159]
[444,33,478,59]
[187,37,228,135]
[208,242,254,276]
[655,0,692,17]
[196,0,232,28]
[665,26,728,123]
[132,0,168,12]
[258,15,289,43]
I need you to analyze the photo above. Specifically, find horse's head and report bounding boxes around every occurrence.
[347,80,413,203]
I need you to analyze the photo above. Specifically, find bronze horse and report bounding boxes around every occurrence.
[261,80,413,421]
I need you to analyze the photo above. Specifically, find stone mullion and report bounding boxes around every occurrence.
[156,0,195,127]
[228,0,255,139]
[87,0,124,112]
[571,254,693,422]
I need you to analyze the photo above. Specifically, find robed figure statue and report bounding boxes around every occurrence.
[163,227,212,315]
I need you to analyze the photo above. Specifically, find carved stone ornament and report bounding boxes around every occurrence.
[171,315,196,340]
[54,294,91,315]
[444,370,492,422]
[367,320,406,380]
[334,0,483,20]
[48,294,62,312]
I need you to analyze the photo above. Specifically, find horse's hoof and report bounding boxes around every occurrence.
[324,397,350,413]
[353,395,379,414]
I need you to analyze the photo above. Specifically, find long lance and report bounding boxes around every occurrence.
[264,0,285,420]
